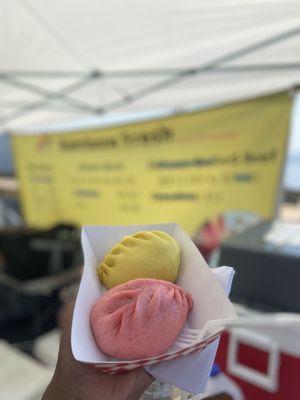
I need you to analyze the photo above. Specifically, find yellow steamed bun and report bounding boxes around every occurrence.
[98,230,180,289]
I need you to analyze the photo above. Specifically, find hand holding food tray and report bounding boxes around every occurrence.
[71,223,236,393]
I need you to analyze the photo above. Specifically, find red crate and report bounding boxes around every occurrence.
[216,326,300,400]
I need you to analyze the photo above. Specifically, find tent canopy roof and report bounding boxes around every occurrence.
[1,0,300,131]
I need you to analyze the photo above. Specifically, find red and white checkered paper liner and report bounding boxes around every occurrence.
[94,331,222,374]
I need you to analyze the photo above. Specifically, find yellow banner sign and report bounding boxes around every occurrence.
[13,92,291,236]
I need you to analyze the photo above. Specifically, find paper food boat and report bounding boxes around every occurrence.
[71,223,236,373]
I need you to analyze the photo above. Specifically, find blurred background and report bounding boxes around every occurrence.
[0,1,300,399]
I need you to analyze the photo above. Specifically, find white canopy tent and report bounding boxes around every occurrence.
[0,0,300,131]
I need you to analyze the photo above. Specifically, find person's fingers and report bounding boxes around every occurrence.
[127,368,154,400]
[56,299,76,364]
[57,299,76,331]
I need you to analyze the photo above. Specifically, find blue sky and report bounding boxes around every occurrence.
[284,93,300,191]
[288,93,300,156]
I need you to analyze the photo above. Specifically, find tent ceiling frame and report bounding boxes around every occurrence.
[0,74,96,123]
[1,63,300,79]
[98,26,300,113]
[1,25,300,126]
[0,74,98,112]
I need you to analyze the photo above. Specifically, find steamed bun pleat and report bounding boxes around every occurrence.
[98,231,180,289]
[90,278,193,359]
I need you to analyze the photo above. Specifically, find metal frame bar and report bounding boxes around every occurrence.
[0,71,89,78]
[213,64,300,73]
[0,74,98,113]
[1,63,300,80]
[0,74,97,123]
[98,26,300,113]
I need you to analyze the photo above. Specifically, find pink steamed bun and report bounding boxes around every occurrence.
[90,278,193,360]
